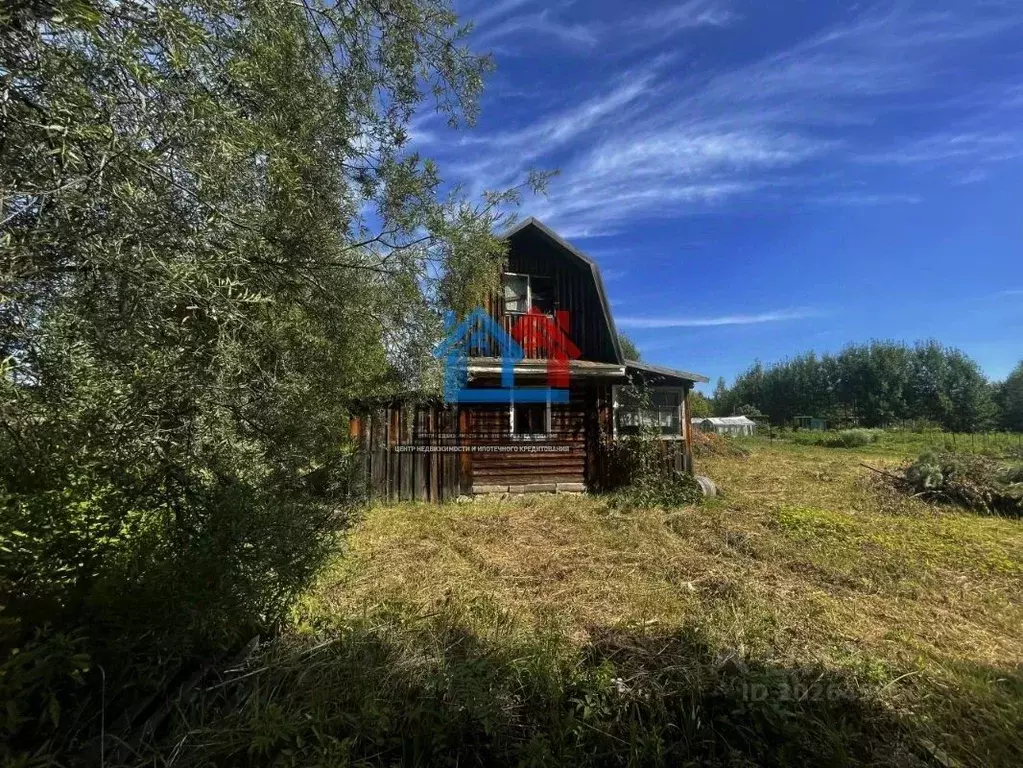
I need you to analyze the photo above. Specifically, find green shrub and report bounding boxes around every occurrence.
[602,433,703,509]
[824,429,882,448]
[789,431,824,446]
[607,469,704,510]
[791,429,882,448]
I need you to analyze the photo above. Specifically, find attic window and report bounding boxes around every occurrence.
[530,277,555,314]
[502,273,555,315]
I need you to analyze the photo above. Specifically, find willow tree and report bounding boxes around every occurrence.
[0,0,539,743]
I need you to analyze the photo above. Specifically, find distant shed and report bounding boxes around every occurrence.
[794,416,827,431]
[692,416,757,436]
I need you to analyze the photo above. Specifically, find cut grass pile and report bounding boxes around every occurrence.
[159,441,1023,767]
[899,450,1023,516]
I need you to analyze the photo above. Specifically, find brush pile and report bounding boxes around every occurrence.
[691,429,749,458]
[900,450,1023,516]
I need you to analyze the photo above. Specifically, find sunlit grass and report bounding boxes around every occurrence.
[170,438,1023,766]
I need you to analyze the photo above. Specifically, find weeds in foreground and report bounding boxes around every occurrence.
[158,606,935,768]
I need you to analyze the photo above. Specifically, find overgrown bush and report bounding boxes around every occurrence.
[607,468,704,510]
[825,429,882,448]
[789,431,823,446]
[791,429,882,448]
[0,0,517,763]
[602,433,704,509]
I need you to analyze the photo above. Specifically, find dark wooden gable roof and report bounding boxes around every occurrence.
[500,217,623,365]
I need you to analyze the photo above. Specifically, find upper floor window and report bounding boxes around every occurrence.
[502,273,555,315]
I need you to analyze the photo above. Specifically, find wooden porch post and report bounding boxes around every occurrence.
[683,384,694,473]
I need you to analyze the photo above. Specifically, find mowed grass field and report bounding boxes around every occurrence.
[170,439,1023,767]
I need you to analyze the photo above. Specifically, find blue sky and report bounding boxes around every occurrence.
[414,0,1023,390]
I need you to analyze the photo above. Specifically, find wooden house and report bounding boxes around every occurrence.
[349,218,708,501]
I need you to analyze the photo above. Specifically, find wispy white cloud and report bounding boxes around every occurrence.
[806,192,923,206]
[465,0,534,28]
[475,9,599,47]
[953,169,990,185]
[601,268,628,282]
[470,68,659,154]
[433,2,1023,235]
[861,132,1023,166]
[617,308,822,329]
[628,1,738,37]
[465,0,737,53]
[996,289,1023,297]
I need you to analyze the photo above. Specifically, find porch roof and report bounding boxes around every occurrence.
[625,360,710,385]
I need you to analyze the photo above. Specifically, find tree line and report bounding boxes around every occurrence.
[711,341,1023,433]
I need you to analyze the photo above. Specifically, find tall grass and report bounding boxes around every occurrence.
[771,428,1023,457]
[157,606,921,767]
[33,441,1021,767]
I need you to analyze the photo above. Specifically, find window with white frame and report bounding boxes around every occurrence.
[613,386,683,438]
[510,392,552,438]
[502,273,556,315]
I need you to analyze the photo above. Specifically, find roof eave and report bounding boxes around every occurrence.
[467,362,627,379]
[625,359,710,385]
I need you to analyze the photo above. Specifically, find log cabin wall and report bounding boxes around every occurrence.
[347,382,699,501]
[349,386,696,501]
[350,382,620,500]
[468,226,619,363]
[465,383,595,492]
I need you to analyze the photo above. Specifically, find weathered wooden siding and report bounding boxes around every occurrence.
[350,404,464,502]
[467,226,618,362]
[350,384,695,501]
[466,387,591,490]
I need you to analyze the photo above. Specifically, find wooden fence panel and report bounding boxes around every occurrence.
[353,403,465,503]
